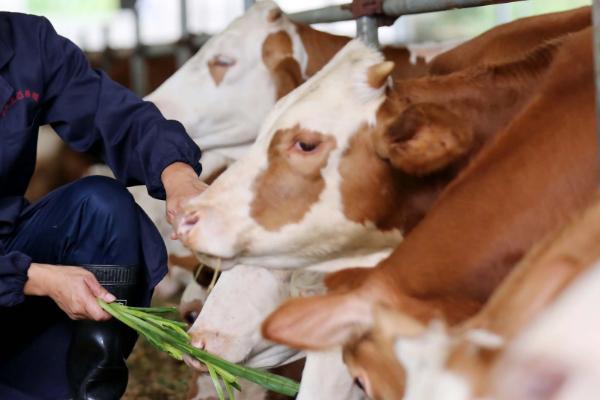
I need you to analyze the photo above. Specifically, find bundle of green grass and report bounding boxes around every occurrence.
[98,300,299,399]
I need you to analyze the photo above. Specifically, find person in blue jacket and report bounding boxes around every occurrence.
[0,11,207,400]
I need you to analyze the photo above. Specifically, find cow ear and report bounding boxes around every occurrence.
[262,31,305,99]
[377,103,474,176]
[262,292,371,350]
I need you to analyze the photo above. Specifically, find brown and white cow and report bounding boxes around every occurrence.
[157,3,590,295]
[260,26,597,397]
[146,0,428,181]
[340,191,600,400]
[176,34,565,271]
[179,29,583,400]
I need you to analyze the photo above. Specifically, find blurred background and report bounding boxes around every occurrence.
[0,0,591,96]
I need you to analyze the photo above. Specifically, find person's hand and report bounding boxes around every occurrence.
[161,162,208,238]
[24,263,116,321]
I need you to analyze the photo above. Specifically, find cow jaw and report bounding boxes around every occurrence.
[187,264,298,368]
[145,0,307,150]
[179,40,403,270]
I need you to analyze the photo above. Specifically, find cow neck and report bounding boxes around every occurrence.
[292,22,351,77]
[362,29,597,327]
[446,194,600,398]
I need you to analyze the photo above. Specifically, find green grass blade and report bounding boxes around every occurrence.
[98,299,299,397]
[207,364,225,400]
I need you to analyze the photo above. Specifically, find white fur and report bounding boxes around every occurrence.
[181,40,402,271]
[145,0,307,151]
[188,264,300,368]
[492,259,600,400]
[297,350,366,400]
[394,321,470,400]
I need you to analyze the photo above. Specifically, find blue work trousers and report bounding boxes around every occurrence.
[0,176,166,399]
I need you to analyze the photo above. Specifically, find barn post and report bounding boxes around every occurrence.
[130,1,147,96]
[176,0,192,68]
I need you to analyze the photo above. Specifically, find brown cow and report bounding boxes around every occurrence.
[343,191,600,400]
[261,27,597,391]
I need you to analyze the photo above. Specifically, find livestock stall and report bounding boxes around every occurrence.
[0,0,597,399]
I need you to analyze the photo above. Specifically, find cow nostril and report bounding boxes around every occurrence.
[177,213,200,236]
[191,337,206,350]
[185,214,199,226]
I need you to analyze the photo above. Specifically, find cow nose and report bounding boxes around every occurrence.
[177,212,200,238]
[190,332,207,351]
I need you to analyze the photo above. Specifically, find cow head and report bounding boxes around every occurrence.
[145,0,306,150]
[187,264,299,368]
[177,39,473,270]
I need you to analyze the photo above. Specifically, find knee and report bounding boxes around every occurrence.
[72,176,137,226]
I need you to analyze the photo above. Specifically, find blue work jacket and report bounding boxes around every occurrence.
[0,12,202,306]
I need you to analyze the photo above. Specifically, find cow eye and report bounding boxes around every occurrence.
[295,140,319,153]
[212,54,236,67]
[184,310,199,325]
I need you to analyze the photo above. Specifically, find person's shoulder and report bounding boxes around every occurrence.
[0,12,54,37]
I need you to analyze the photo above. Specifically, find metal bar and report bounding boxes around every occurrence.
[244,0,255,11]
[594,0,600,174]
[176,0,191,67]
[288,5,353,25]
[356,16,380,48]
[382,0,524,16]
[289,0,525,25]
[130,1,147,96]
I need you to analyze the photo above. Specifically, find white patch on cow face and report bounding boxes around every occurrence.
[298,350,366,400]
[180,40,402,270]
[187,264,300,368]
[394,321,472,400]
[145,0,307,150]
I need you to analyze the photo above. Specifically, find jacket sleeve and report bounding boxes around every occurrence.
[0,241,31,307]
[37,17,202,199]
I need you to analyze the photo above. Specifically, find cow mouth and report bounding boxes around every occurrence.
[194,252,237,271]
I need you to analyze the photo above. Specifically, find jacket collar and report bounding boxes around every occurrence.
[0,14,14,107]
[0,14,14,70]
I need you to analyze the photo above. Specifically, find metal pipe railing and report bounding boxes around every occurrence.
[356,16,380,48]
[289,0,526,25]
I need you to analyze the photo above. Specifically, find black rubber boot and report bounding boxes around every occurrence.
[67,265,143,400]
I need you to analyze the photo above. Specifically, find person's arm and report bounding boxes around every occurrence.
[37,17,203,200]
[24,263,115,320]
[0,244,113,320]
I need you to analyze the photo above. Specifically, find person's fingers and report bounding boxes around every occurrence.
[84,275,116,303]
[84,295,112,321]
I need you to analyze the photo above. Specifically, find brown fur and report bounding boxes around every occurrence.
[207,57,231,86]
[250,126,337,231]
[168,253,198,273]
[445,192,600,397]
[336,40,559,236]
[262,31,304,99]
[430,6,590,75]
[359,28,596,322]
[263,27,596,355]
